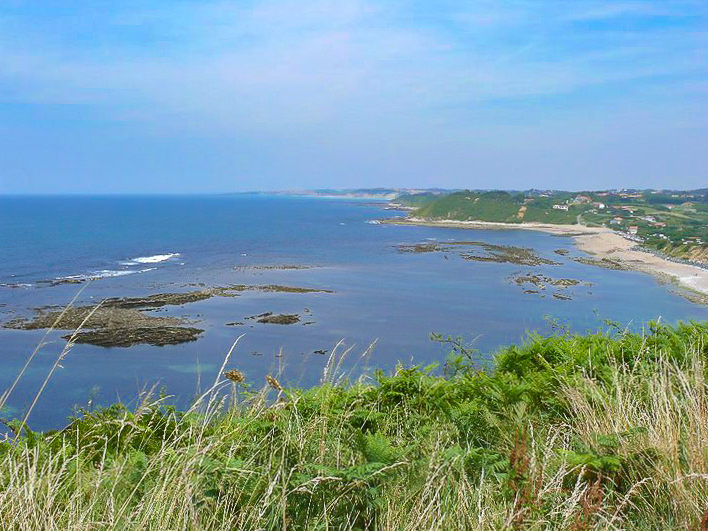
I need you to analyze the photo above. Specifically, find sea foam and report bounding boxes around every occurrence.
[53,268,157,282]
[91,269,155,278]
[121,253,180,265]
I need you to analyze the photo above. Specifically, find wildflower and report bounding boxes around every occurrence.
[266,375,283,391]
[223,369,245,383]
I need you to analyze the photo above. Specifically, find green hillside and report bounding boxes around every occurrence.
[415,191,524,222]
[394,192,440,207]
[407,188,708,262]
[414,190,579,224]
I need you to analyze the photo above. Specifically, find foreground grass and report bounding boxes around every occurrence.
[2,322,708,530]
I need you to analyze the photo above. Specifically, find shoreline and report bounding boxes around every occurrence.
[384,217,708,298]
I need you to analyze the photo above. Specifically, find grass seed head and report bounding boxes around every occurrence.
[266,375,283,391]
[223,369,245,383]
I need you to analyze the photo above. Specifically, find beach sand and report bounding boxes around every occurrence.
[385,218,708,298]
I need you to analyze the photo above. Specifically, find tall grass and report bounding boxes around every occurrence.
[1,321,708,529]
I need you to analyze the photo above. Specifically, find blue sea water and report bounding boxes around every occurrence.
[1,194,707,429]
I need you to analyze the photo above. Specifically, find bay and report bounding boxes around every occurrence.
[1,194,707,429]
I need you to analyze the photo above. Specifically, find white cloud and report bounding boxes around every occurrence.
[1,0,705,123]
[0,0,705,190]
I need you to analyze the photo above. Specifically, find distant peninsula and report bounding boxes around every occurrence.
[229,188,454,200]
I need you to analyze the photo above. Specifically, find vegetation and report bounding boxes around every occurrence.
[408,189,708,262]
[393,192,442,208]
[3,322,708,529]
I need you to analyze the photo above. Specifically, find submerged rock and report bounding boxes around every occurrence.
[398,240,561,266]
[572,257,627,270]
[4,306,182,331]
[5,283,330,346]
[47,278,86,286]
[397,242,446,253]
[510,273,583,289]
[101,291,213,309]
[458,242,561,266]
[7,305,204,348]
[243,264,316,270]
[64,326,203,347]
[509,273,586,297]
[3,292,207,348]
[223,285,333,294]
[255,313,301,325]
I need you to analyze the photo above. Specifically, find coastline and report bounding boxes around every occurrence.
[384,217,708,298]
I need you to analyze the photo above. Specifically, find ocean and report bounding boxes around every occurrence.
[2,194,707,429]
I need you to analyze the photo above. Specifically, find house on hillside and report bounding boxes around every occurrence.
[552,204,569,211]
[628,226,639,235]
[572,195,592,204]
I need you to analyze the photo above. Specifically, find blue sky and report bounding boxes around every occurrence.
[0,0,706,193]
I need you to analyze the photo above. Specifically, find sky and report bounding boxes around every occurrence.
[0,0,706,193]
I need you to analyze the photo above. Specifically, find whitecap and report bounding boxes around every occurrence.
[90,270,136,278]
[91,268,157,278]
[123,253,180,265]
[53,268,157,283]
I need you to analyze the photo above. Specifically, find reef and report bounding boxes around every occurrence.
[572,257,628,271]
[4,284,331,347]
[65,326,203,347]
[507,273,590,301]
[246,312,301,325]
[398,241,561,266]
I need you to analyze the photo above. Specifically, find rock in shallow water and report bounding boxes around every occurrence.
[63,326,203,347]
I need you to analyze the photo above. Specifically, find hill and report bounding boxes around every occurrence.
[413,190,581,224]
[408,189,708,262]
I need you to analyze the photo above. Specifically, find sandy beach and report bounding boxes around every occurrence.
[386,218,708,298]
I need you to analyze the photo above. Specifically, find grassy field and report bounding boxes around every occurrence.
[2,322,708,529]
[410,191,582,224]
